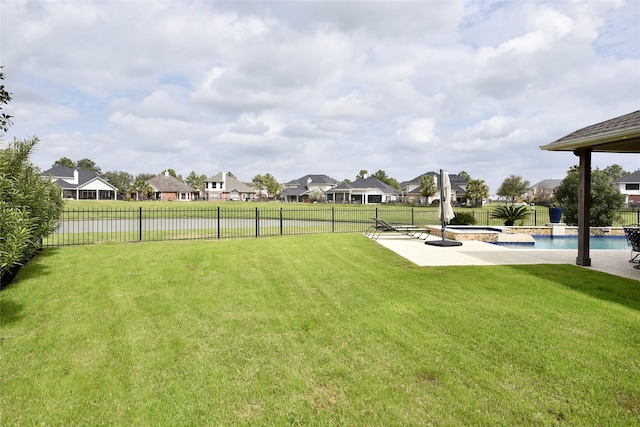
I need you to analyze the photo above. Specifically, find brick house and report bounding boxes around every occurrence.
[147,172,198,201]
[203,172,257,201]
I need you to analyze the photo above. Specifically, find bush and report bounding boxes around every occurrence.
[491,204,530,226]
[0,137,64,285]
[449,211,477,225]
[555,168,625,227]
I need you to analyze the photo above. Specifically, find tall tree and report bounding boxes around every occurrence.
[76,158,102,174]
[162,168,183,182]
[497,175,530,203]
[185,171,207,194]
[0,66,12,134]
[603,164,629,182]
[252,173,280,200]
[252,174,267,200]
[466,179,489,207]
[356,169,368,180]
[131,173,155,201]
[263,173,281,200]
[371,169,401,190]
[458,171,471,182]
[53,157,75,169]
[555,166,625,227]
[419,174,436,204]
[136,172,156,182]
[103,170,133,197]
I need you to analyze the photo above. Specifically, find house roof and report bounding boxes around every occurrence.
[280,188,306,197]
[530,179,562,190]
[281,174,339,197]
[284,174,338,186]
[206,173,256,193]
[401,171,466,186]
[41,166,116,190]
[617,170,640,183]
[43,165,76,178]
[327,177,400,194]
[401,171,467,195]
[540,110,640,153]
[148,174,197,193]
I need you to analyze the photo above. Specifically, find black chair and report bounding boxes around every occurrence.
[623,224,640,269]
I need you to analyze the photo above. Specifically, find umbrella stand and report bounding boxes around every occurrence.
[425,169,462,247]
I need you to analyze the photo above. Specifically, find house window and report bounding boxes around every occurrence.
[625,184,640,191]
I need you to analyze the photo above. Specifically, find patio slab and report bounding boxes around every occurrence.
[372,233,639,282]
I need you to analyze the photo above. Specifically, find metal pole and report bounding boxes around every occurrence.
[440,169,445,242]
[139,207,142,241]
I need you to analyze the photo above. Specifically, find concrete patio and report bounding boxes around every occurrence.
[372,233,639,282]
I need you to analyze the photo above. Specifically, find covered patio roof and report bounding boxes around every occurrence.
[540,110,640,266]
[540,110,640,153]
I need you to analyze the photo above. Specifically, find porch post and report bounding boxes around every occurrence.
[575,148,591,266]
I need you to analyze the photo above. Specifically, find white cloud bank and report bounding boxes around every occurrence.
[2,0,638,192]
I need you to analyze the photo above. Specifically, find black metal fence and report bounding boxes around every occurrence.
[43,206,640,247]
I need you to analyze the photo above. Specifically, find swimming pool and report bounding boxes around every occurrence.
[531,236,628,250]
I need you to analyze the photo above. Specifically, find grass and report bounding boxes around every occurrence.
[2,234,639,425]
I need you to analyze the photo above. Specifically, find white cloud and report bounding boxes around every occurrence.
[229,118,270,135]
[2,0,638,192]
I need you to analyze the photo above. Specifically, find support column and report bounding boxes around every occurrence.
[575,148,591,266]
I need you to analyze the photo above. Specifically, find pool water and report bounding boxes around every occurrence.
[532,236,628,250]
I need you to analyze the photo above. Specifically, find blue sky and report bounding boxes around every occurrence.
[2,0,639,193]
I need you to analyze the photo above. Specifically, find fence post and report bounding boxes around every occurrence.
[375,207,378,219]
[256,207,259,237]
[332,206,335,233]
[280,207,283,235]
[139,207,142,241]
[217,206,220,239]
[411,208,414,225]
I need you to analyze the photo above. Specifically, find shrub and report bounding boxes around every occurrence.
[449,211,477,225]
[491,204,530,226]
[0,137,64,285]
[555,167,625,226]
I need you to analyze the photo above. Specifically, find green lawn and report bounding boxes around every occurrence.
[1,234,639,425]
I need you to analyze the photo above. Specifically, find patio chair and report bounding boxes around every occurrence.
[623,224,640,269]
[366,217,431,240]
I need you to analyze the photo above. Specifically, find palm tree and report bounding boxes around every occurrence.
[491,205,530,226]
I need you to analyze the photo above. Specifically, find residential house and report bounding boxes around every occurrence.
[616,170,640,206]
[400,172,467,205]
[529,179,562,203]
[326,176,400,204]
[281,174,339,202]
[147,172,198,201]
[203,172,257,201]
[41,165,118,200]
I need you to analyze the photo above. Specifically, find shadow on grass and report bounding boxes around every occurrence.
[510,264,640,311]
[0,299,25,326]
[0,248,58,291]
